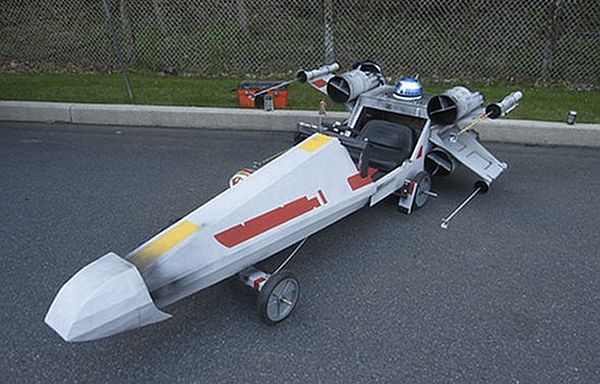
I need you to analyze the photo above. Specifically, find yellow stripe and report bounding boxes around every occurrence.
[298,133,332,152]
[130,220,199,268]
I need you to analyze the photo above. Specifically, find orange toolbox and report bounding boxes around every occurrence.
[237,81,289,109]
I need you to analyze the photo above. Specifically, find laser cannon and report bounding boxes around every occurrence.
[297,62,340,83]
[251,62,341,100]
[486,91,523,119]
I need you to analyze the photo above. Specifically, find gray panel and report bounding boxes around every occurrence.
[430,126,507,184]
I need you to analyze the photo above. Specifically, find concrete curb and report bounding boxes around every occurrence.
[1,100,599,147]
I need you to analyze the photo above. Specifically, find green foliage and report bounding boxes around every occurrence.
[0,73,598,123]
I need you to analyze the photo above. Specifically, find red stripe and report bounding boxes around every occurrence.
[347,167,378,191]
[215,193,323,248]
[312,79,327,88]
[417,146,423,159]
[408,180,416,195]
[253,277,266,290]
[318,189,328,205]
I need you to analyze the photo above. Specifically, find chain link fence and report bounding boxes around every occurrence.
[1,0,598,88]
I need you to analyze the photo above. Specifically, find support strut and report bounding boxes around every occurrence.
[441,183,488,229]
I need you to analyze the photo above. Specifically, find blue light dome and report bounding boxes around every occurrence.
[393,77,423,100]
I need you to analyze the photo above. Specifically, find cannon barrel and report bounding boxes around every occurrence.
[486,91,523,119]
[297,62,340,83]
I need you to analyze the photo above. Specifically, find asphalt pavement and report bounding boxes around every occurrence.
[1,121,598,383]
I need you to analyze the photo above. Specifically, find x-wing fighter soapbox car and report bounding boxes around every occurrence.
[45,62,523,342]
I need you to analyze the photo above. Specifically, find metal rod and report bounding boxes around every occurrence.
[458,111,491,135]
[441,186,482,229]
[280,298,293,306]
[250,79,295,100]
[102,0,134,104]
[273,237,308,275]
[253,148,288,169]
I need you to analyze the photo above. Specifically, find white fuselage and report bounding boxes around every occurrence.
[127,134,379,307]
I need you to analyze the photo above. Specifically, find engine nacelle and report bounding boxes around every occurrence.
[425,147,457,177]
[326,62,384,104]
[427,86,485,125]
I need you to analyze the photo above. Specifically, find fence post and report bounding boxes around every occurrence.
[151,0,177,74]
[236,0,249,34]
[119,0,135,63]
[542,0,562,82]
[324,0,335,64]
[101,0,135,103]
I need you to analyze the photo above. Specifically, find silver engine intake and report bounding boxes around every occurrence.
[427,86,485,125]
[326,64,384,103]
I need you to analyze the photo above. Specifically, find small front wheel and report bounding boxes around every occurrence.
[412,171,432,210]
[228,168,255,188]
[257,272,300,325]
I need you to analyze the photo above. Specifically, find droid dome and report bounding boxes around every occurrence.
[393,77,423,100]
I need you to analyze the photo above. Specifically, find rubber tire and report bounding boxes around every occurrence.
[257,271,300,325]
[412,171,432,210]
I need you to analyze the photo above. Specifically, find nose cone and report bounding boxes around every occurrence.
[45,252,171,342]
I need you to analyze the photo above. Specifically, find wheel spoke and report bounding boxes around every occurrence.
[273,282,286,297]
[282,280,292,295]
[276,297,282,316]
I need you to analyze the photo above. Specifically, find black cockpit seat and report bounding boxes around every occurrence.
[354,120,415,172]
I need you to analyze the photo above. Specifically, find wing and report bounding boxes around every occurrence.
[429,125,508,185]
[306,73,335,95]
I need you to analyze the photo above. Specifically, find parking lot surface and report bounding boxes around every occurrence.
[1,122,598,383]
